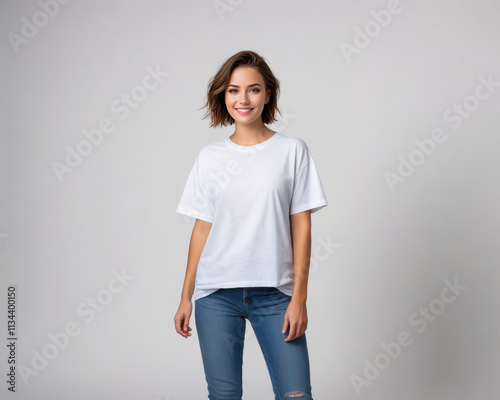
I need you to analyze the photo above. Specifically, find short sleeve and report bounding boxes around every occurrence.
[290,151,328,215]
[176,152,215,223]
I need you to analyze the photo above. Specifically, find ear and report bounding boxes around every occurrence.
[265,88,271,104]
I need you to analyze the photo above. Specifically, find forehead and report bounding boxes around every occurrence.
[228,66,264,84]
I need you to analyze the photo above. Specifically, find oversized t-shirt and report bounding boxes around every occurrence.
[176,132,328,302]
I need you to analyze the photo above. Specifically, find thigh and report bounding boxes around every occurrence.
[195,289,247,400]
[247,288,313,400]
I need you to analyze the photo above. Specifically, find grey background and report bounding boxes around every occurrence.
[1,0,499,399]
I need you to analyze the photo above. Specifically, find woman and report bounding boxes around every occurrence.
[174,50,328,400]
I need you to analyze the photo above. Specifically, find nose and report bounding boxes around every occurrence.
[239,92,249,104]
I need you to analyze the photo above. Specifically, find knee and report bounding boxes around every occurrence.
[285,392,305,397]
[207,382,243,400]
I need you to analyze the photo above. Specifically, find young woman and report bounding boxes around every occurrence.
[174,50,328,400]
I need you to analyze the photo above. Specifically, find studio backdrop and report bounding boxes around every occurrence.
[1,1,499,399]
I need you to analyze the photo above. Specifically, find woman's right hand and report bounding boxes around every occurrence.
[174,299,193,338]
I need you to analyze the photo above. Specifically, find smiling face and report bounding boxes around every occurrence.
[225,66,271,127]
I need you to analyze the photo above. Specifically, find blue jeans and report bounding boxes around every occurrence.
[194,287,314,400]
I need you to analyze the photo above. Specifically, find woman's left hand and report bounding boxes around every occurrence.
[282,297,308,342]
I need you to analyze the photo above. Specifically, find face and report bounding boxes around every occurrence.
[225,66,271,126]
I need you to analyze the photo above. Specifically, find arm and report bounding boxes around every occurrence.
[174,218,212,338]
[283,209,312,342]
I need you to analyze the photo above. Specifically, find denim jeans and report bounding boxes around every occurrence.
[194,287,314,400]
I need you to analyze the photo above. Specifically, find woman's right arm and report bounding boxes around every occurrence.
[173,218,212,338]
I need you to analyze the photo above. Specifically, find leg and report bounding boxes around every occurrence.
[195,289,247,400]
[247,287,313,400]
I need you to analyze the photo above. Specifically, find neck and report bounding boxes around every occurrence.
[231,124,275,146]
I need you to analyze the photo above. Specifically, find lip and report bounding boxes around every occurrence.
[235,108,253,115]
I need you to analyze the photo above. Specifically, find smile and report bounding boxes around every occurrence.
[235,108,253,114]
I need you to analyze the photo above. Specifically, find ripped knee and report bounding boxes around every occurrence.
[285,392,304,397]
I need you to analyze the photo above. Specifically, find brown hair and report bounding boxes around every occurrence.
[201,50,282,128]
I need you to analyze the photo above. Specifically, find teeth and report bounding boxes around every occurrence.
[237,109,252,112]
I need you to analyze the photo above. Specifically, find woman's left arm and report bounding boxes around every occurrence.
[283,210,312,342]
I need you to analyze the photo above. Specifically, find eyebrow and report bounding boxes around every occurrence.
[227,83,262,88]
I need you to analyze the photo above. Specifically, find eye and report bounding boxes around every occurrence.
[228,89,237,94]
[251,88,260,93]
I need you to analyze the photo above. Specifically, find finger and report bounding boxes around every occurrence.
[183,319,192,337]
[174,316,183,333]
[296,327,304,339]
[282,315,289,334]
[175,316,188,338]
[285,331,296,342]
[285,323,297,342]
[295,322,303,336]
[175,321,183,336]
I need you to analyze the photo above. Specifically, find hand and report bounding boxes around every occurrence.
[174,299,193,338]
[282,297,308,342]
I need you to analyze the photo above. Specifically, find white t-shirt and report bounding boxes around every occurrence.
[176,132,328,302]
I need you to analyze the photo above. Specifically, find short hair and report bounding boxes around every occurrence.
[201,50,282,128]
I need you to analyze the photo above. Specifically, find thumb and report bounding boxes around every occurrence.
[183,315,189,331]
